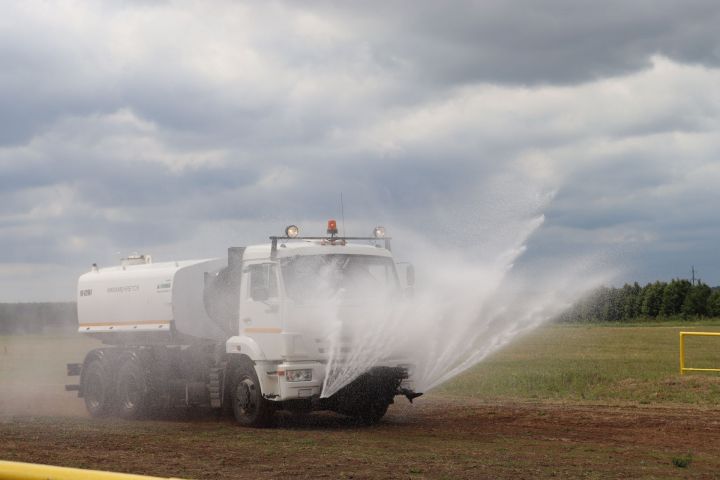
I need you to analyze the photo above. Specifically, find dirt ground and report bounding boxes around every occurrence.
[2,396,720,479]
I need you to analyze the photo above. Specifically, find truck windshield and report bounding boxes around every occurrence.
[280,254,399,302]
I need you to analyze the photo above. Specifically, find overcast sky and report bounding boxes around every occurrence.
[2,1,720,301]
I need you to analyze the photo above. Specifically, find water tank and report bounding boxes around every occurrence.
[77,257,228,343]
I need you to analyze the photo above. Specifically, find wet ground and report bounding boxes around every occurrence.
[2,396,720,479]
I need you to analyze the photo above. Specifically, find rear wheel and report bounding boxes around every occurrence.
[83,359,113,417]
[231,363,274,427]
[116,357,149,420]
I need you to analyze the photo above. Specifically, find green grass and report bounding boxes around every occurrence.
[560,316,720,327]
[440,323,720,404]
[672,453,693,468]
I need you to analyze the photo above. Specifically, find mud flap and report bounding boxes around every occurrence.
[65,363,82,396]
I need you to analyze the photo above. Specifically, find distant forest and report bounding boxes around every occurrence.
[557,280,720,323]
[0,302,77,334]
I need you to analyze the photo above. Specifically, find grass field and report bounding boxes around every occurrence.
[3,324,720,479]
[441,323,720,404]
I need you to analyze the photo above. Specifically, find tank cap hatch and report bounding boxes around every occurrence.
[121,253,152,267]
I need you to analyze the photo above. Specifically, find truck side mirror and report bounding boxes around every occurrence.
[406,264,415,287]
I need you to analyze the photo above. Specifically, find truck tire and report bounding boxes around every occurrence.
[83,359,114,417]
[231,363,274,427]
[355,401,390,425]
[116,357,149,420]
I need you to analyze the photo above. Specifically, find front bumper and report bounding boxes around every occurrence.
[270,362,325,400]
[265,361,422,405]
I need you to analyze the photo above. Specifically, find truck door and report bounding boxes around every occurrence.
[240,262,281,334]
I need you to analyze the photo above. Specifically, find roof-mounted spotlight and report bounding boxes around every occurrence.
[285,225,299,238]
[373,226,386,238]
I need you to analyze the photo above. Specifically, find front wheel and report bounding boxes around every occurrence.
[231,363,274,427]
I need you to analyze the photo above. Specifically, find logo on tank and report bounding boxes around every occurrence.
[107,285,140,294]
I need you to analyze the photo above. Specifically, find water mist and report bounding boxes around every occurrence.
[318,189,614,399]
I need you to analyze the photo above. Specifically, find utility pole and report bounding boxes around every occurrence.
[691,266,696,286]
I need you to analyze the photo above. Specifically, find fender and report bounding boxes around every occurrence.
[81,348,108,367]
[226,335,265,361]
[224,337,281,400]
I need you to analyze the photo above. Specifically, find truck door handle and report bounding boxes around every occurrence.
[265,305,279,313]
[242,317,252,324]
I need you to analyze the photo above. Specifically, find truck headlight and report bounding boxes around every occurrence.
[285,369,312,382]
[285,225,299,238]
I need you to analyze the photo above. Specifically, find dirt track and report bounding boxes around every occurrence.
[2,396,720,479]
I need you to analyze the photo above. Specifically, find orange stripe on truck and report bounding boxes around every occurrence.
[79,320,172,327]
[244,327,282,334]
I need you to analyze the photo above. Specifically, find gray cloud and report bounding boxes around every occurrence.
[1,1,720,300]
[313,0,720,86]
[4,1,719,146]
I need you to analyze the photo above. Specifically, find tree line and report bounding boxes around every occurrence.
[557,280,720,323]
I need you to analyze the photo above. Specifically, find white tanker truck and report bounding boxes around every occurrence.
[66,221,421,426]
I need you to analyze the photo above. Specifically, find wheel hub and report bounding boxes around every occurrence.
[235,378,257,414]
[85,372,103,408]
[122,376,140,409]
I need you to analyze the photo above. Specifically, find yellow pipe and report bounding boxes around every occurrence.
[0,461,187,480]
[679,331,720,337]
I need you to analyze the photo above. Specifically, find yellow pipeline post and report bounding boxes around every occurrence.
[680,332,685,375]
[0,461,187,480]
[678,331,720,375]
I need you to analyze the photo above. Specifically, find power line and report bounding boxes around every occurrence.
[340,192,346,236]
